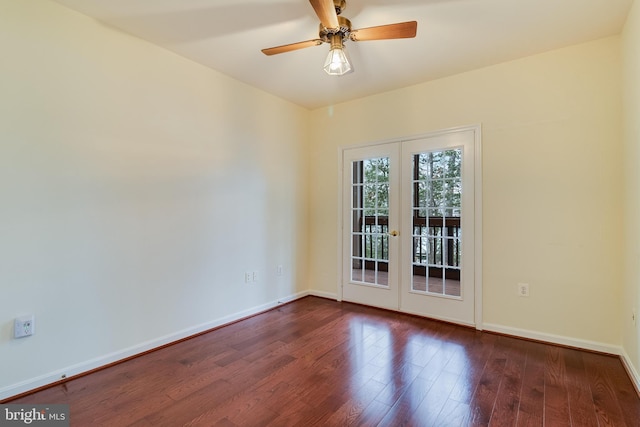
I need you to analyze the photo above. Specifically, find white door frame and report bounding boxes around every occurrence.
[337,124,483,329]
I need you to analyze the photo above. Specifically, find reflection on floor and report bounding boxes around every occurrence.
[352,268,461,297]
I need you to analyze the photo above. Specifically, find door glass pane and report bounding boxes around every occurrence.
[351,157,390,286]
[412,149,462,297]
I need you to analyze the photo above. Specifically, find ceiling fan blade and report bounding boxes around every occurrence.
[261,39,323,56]
[351,21,417,42]
[309,0,339,29]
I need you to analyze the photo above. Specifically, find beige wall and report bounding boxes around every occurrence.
[0,0,308,397]
[622,0,640,384]
[308,37,623,347]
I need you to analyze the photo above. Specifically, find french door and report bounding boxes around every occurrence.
[341,128,480,326]
[342,143,401,311]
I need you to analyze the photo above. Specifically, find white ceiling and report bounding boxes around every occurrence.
[53,0,633,110]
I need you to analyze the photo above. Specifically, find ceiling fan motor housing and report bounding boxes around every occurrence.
[319,16,352,44]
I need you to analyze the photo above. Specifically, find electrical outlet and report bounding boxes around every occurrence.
[245,272,252,283]
[276,265,283,276]
[252,271,259,282]
[14,315,35,338]
[518,283,529,297]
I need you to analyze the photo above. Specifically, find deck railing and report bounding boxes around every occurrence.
[356,215,461,279]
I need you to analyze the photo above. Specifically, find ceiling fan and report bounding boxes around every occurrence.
[261,0,417,76]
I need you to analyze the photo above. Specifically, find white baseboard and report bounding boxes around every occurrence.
[620,347,640,396]
[0,291,310,401]
[482,323,620,355]
[276,290,310,304]
[402,308,477,328]
[308,290,338,300]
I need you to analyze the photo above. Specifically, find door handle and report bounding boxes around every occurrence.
[389,230,399,237]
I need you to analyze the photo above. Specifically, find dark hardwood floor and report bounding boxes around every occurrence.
[7,297,640,426]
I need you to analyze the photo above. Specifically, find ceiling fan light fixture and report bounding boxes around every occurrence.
[323,34,352,76]
[323,47,351,75]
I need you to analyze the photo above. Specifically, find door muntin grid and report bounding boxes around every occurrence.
[411,149,462,297]
[351,157,390,287]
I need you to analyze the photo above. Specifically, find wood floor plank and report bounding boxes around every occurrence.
[407,370,460,426]
[584,352,640,427]
[564,348,599,427]
[448,332,499,405]
[488,336,527,426]
[543,346,572,426]
[468,345,508,425]
[266,398,317,427]
[433,398,473,426]
[515,341,545,427]
[582,352,631,426]
[352,400,392,427]
[317,378,387,426]
[5,297,639,426]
